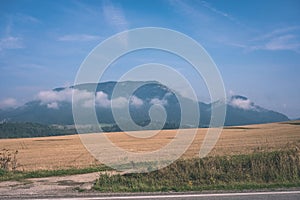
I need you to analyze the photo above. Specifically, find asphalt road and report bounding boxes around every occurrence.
[2,191,300,200]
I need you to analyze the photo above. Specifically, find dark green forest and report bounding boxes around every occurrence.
[0,122,76,139]
[0,121,181,139]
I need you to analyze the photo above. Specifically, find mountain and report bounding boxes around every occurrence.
[1,101,73,125]
[0,81,289,131]
[225,95,289,126]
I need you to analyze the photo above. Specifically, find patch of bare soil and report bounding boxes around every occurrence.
[0,171,116,197]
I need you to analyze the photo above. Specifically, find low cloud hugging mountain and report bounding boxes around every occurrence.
[0,98,19,109]
[36,87,144,110]
[0,81,289,127]
[229,95,256,110]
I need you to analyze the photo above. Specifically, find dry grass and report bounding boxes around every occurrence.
[0,135,100,171]
[0,121,299,171]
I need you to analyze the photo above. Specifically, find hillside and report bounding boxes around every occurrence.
[0,122,76,139]
[0,81,289,132]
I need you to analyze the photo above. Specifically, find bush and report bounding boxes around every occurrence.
[0,149,18,171]
[94,150,300,192]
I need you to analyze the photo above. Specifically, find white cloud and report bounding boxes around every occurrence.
[95,91,131,109]
[73,89,94,102]
[95,91,111,108]
[169,0,210,21]
[102,2,129,47]
[251,26,300,42]
[223,26,300,53]
[95,91,129,109]
[58,34,101,42]
[37,88,73,103]
[81,99,94,108]
[201,1,237,23]
[150,98,168,106]
[264,34,300,51]
[15,13,40,24]
[230,98,255,110]
[232,27,300,53]
[102,2,128,31]
[47,102,59,109]
[111,97,128,108]
[228,90,235,96]
[37,88,92,109]
[0,36,24,51]
[36,88,133,109]
[130,96,143,107]
[0,98,18,109]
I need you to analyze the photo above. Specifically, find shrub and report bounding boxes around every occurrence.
[94,150,300,192]
[0,149,18,171]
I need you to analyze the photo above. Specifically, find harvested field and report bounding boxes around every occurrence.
[0,121,299,171]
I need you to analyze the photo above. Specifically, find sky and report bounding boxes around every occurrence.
[0,0,300,118]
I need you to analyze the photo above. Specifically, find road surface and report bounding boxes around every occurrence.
[1,191,300,200]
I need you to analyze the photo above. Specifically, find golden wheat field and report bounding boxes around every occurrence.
[0,121,299,171]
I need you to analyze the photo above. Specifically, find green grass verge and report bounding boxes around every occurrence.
[94,150,300,192]
[0,165,111,181]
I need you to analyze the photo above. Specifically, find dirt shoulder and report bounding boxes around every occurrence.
[0,172,104,197]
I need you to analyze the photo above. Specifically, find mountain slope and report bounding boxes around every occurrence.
[224,95,289,126]
[0,81,289,128]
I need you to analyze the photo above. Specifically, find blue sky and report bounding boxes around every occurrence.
[0,0,299,118]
